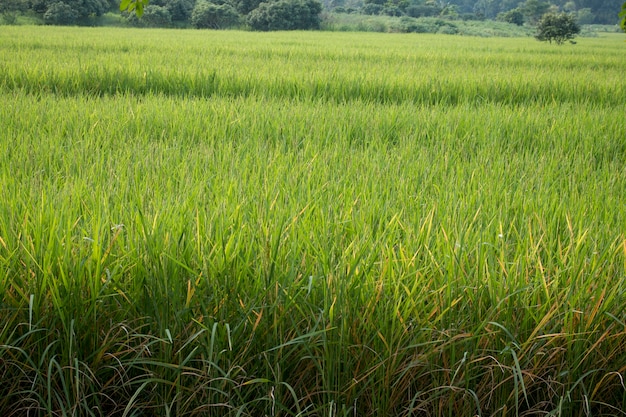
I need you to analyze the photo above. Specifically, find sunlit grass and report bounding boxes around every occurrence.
[0,26,625,416]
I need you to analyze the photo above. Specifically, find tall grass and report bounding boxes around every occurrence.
[0,26,625,416]
[1,27,624,106]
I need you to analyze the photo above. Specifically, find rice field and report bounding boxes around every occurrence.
[0,26,625,416]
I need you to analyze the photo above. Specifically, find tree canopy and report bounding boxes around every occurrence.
[30,0,111,23]
[535,11,580,43]
[247,0,321,30]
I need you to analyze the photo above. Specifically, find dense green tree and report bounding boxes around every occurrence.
[30,0,50,14]
[535,12,580,43]
[164,0,195,21]
[621,1,626,31]
[232,0,264,14]
[191,0,240,28]
[43,1,77,23]
[32,0,110,23]
[247,0,321,30]
[142,4,172,25]
[497,8,524,25]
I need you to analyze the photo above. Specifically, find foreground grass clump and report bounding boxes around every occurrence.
[0,26,625,416]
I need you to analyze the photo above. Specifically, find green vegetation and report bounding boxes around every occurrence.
[3,0,624,30]
[497,8,525,26]
[191,0,240,29]
[1,26,626,416]
[535,12,581,43]
[322,13,536,35]
[247,0,322,30]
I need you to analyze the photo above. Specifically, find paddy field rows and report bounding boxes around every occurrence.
[0,26,625,416]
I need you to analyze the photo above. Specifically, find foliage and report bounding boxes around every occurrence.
[247,0,322,30]
[1,12,18,24]
[141,4,172,25]
[361,2,383,15]
[323,12,531,35]
[575,0,622,25]
[43,1,77,24]
[120,0,150,16]
[164,0,195,21]
[0,0,27,24]
[620,1,626,32]
[0,0,27,14]
[535,12,580,43]
[381,4,403,16]
[461,0,622,24]
[405,3,441,18]
[11,0,626,27]
[574,7,594,24]
[395,16,459,33]
[473,0,501,18]
[191,0,240,28]
[30,0,111,24]
[232,0,265,15]
[1,26,626,417]
[497,7,524,25]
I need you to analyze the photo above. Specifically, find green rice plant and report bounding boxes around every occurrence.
[0,26,625,416]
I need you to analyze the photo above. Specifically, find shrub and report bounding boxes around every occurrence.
[437,24,457,34]
[353,17,387,31]
[389,16,430,33]
[459,12,479,21]
[393,15,419,32]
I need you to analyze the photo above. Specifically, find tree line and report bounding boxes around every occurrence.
[0,0,322,28]
[1,0,623,28]
[350,0,622,26]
